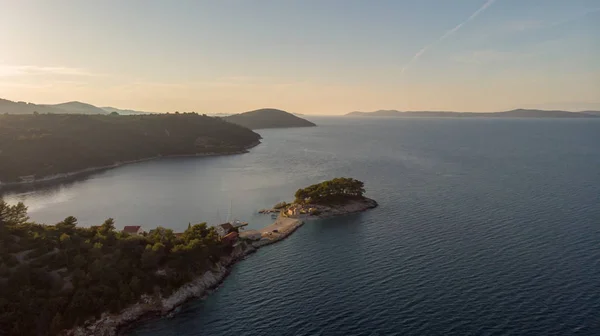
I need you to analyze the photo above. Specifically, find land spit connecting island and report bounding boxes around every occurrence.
[0,178,376,336]
[73,178,377,336]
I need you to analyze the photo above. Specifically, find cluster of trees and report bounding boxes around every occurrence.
[294,177,365,204]
[0,113,261,182]
[0,200,234,336]
[273,201,288,209]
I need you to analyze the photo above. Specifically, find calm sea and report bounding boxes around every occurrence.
[3,117,600,335]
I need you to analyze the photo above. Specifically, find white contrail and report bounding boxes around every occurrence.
[400,0,498,74]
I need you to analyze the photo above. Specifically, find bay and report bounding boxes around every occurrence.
[3,117,600,335]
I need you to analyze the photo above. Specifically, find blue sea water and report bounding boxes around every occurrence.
[3,117,600,335]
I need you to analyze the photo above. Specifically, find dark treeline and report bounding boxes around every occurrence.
[0,201,236,335]
[0,113,261,183]
[294,177,365,204]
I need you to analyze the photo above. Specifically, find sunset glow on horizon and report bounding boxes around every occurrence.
[1,0,598,114]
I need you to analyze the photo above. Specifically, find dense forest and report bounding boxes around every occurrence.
[0,200,238,336]
[294,177,365,204]
[0,113,261,183]
[224,108,316,129]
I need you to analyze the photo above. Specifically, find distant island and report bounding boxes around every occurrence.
[0,113,261,184]
[346,109,600,118]
[0,178,375,335]
[224,108,316,129]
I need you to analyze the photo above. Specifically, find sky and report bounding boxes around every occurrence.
[0,0,599,115]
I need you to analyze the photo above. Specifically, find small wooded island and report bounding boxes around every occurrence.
[0,178,375,336]
[274,177,378,219]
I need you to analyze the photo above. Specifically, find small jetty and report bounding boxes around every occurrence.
[258,208,280,214]
[239,214,303,248]
[230,219,248,228]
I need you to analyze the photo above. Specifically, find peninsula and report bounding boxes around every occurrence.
[0,178,375,336]
[0,113,261,185]
[224,108,316,129]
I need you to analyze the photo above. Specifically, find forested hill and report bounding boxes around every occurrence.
[0,201,233,336]
[224,108,316,129]
[0,113,261,183]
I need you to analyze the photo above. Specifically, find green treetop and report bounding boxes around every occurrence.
[294,177,365,204]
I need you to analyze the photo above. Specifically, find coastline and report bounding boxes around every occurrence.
[1,141,261,188]
[62,197,374,335]
[283,197,379,220]
[65,215,302,336]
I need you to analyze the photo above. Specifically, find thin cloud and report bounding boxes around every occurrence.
[550,7,600,27]
[500,20,545,33]
[0,64,100,77]
[453,49,530,65]
[400,0,498,74]
[495,7,599,34]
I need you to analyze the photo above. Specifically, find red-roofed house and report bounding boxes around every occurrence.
[216,223,234,237]
[222,231,238,246]
[122,225,144,235]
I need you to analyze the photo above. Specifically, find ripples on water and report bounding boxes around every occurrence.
[3,118,600,335]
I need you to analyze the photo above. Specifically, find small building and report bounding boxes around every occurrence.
[222,231,238,246]
[286,206,300,217]
[216,223,234,237]
[122,225,144,235]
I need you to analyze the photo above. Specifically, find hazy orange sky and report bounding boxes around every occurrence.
[1,0,599,114]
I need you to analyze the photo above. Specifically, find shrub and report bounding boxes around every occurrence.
[273,201,288,209]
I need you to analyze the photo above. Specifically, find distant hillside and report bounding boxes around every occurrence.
[0,98,155,115]
[346,109,600,118]
[347,110,409,117]
[0,98,72,115]
[43,101,108,115]
[224,108,316,129]
[0,113,261,183]
[101,106,156,115]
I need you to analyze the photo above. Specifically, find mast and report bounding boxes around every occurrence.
[226,199,232,223]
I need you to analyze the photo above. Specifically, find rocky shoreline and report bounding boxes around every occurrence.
[278,197,378,220]
[305,197,378,219]
[64,216,302,336]
[0,141,260,188]
[66,243,256,336]
[62,198,373,336]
